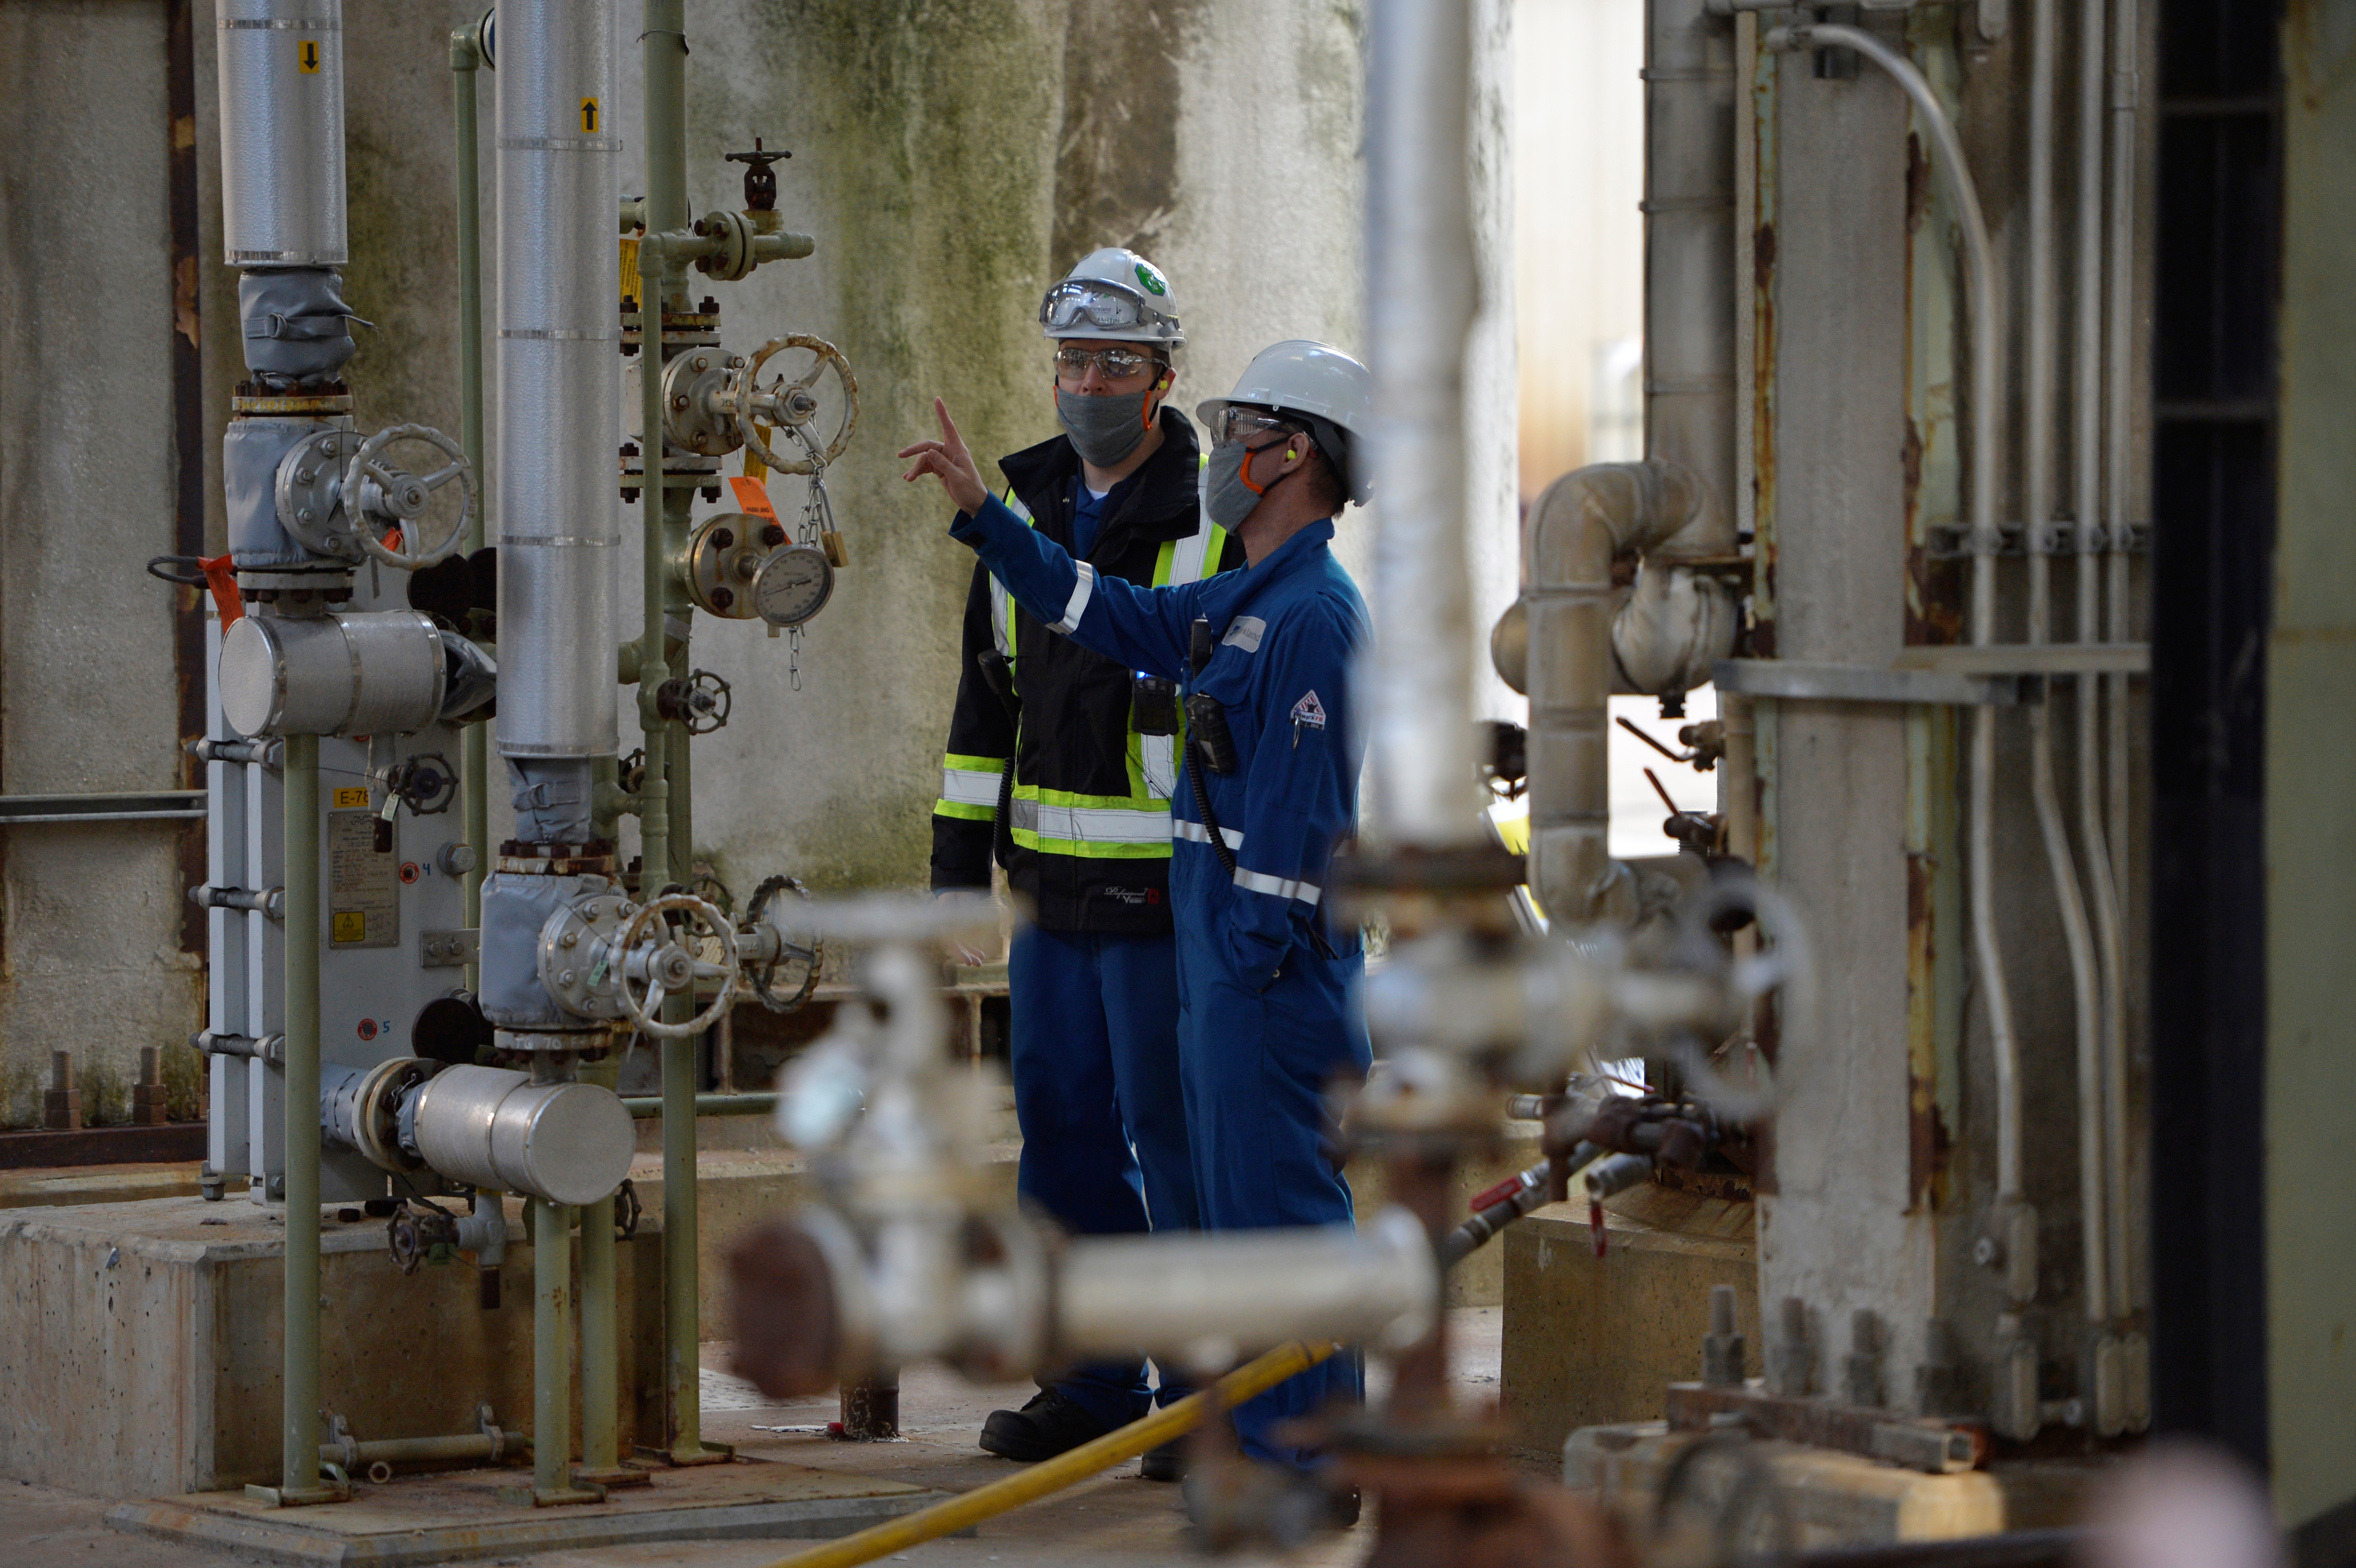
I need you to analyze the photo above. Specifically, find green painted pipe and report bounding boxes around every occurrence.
[280,732,323,1496]
[450,23,488,983]
[532,1197,574,1499]
[577,1060,620,1475]
[624,1091,777,1119]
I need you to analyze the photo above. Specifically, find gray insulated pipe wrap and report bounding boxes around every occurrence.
[215,0,347,266]
[496,0,619,760]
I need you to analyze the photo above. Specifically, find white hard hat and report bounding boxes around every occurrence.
[1197,340,1375,503]
[1040,248,1184,347]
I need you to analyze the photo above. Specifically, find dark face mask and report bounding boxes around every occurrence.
[1056,387,1157,468]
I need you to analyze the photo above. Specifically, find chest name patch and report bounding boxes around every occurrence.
[1220,616,1266,653]
[1290,690,1327,730]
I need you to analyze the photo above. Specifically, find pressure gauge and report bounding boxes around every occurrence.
[753,544,835,629]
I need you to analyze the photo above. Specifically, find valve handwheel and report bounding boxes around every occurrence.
[614,891,739,1040]
[734,334,859,476]
[344,422,475,570]
[743,874,823,1014]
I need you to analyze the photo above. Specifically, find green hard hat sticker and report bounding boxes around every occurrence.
[1135,261,1167,297]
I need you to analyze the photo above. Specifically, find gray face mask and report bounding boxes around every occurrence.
[1204,437,1299,530]
[1056,387,1155,468]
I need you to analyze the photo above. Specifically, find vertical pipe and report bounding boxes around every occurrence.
[2102,0,2140,1346]
[577,1057,621,1478]
[639,0,713,1460]
[279,731,323,1496]
[452,24,487,979]
[2072,0,2125,1346]
[1364,0,1480,848]
[533,1198,575,1498]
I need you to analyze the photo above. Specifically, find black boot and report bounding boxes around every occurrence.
[978,1387,1111,1462]
[1139,1438,1186,1482]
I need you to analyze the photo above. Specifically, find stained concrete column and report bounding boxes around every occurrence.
[1755,34,1934,1397]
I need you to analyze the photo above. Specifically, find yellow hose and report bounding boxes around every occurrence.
[754,1340,1337,1568]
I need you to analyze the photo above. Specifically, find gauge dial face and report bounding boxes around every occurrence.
[753,544,835,628]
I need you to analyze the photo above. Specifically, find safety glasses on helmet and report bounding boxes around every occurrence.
[1039,278,1177,336]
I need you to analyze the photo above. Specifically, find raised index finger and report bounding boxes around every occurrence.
[933,397,967,454]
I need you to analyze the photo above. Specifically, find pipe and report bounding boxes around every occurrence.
[2071,0,2125,1355]
[751,1341,1339,1568]
[495,0,619,768]
[451,21,487,985]
[1364,0,1481,847]
[1055,1206,1437,1358]
[577,1057,620,1480]
[1775,21,2021,1209]
[2102,0,2139,1358]
[1645,0,1740,559]
[531,1198,587,1501]
[637,0,715,1463]
[624,1091,777,1118]
[280,731,323,1497]
[1523,460,1700,921]
[2022,0,2108,1330]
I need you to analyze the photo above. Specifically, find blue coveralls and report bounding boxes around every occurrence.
[952,497,1374,1471]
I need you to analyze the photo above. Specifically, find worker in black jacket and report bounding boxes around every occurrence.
[930,248,1244,1473]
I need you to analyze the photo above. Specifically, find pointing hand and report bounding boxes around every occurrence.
[899,398,989,517]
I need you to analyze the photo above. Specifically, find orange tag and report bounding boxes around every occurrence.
[728,476,778,522]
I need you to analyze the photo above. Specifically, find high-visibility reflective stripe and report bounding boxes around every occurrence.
[1054,561,1097,633]
[1233,866,1323,906]
[1172,817,1244,851]
[989,489,1031,659]
[1008,830,1172,859]
[1139,733,1178,797]
[1013,783,1165,812]
[1009,795,1171,845]
[939,765,1002,808]
[934,800,997,822]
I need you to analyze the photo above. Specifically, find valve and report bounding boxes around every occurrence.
[612,891,740,1040]
[384,752,458,816]
[742,874,823,1014]
[655,669,731,734]
[732,335,859,476]
[275,423,473,570]
[723,137,789,213]
[388,1199,462,1275]
[613,1177,642,1240]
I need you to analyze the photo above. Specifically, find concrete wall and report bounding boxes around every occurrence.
[0,2,205,1126]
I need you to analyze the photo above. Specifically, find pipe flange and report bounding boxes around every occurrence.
[537,890,637,1021]
[350,1056,438,1172]
[275,427,365,562]
[681,513,782,618]
[661,348,750,460]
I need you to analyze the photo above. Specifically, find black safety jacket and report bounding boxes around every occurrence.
[930,408,1243,933]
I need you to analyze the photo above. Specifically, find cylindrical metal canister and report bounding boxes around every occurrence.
[216,0,348,266]
[495,0,619,759]
[218,609,446,737]
[408,1064,634,1206]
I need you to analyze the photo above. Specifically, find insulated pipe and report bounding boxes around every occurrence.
[2102,0,2140,1351]
[1645,0,1740,559]
[1775,21,2022,1209]
[1364,0,1481,847]
[494,0,619,768]
[1522,460,1701,920]
[216,0,347,267]
[279,731,324,1497]
[451,22,487,984]
[2071,0,2123,1348]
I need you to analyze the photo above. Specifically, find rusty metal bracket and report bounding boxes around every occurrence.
[1664,1381,1985,1474]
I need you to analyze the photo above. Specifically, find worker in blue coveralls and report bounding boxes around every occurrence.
[927,249,1247,1479]
[903,340,1377,1480]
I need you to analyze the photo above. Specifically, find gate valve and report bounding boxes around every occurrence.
[724,137,790,215]
[609,891,739,1040]
[741,874,823,1014]
[275,423,473,571]
[384,753,458,816]
[655,669,731,734]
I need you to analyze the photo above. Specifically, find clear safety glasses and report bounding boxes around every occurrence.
[1206,406,1301,448]
[1053,344,1162,383]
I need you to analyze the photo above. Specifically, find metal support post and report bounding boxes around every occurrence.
[249,732,342,1506]
[451,22,488,981]
[532,1198,602,1505]
[573,1057,642,1487]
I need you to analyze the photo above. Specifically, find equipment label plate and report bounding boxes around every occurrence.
[328,809,398,949]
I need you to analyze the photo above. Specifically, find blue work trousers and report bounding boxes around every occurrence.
[1008,924,1200,1430]
[1172,882,1373,1471]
